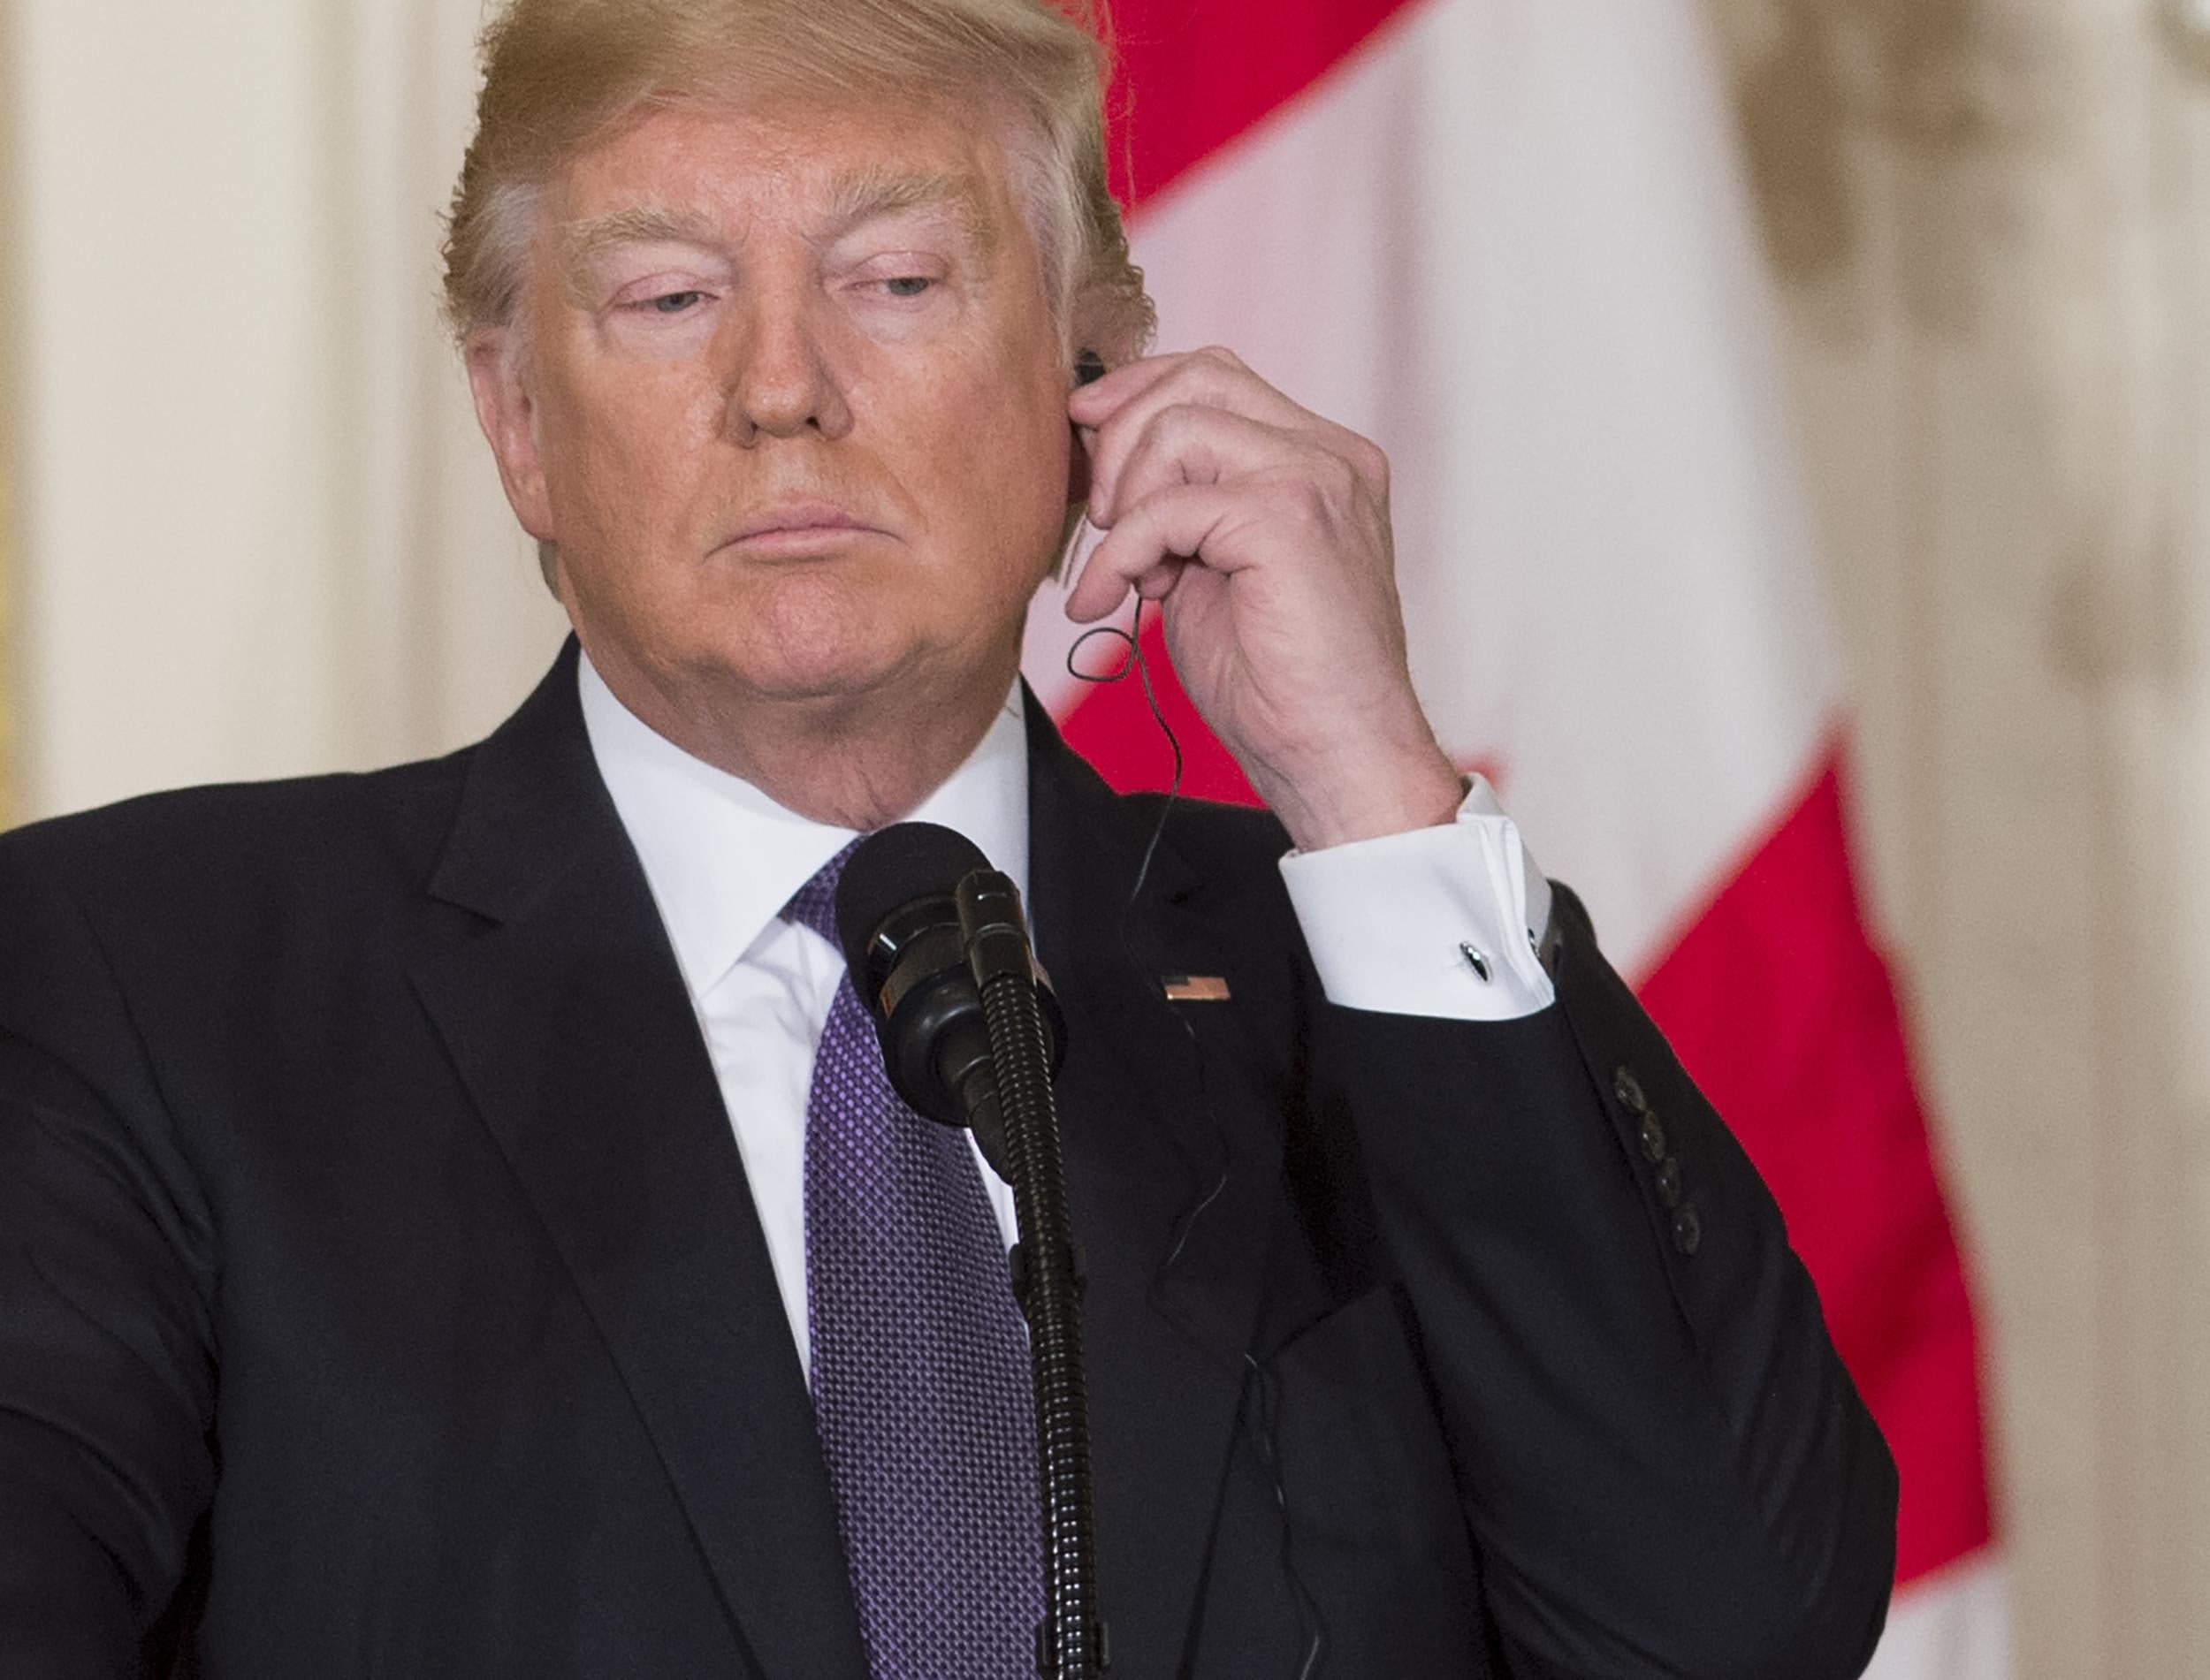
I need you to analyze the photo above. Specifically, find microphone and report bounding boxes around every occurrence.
[834,822,1105,1680]
[834,822,1064,1182]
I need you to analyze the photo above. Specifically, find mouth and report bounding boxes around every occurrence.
[720,500,890,557]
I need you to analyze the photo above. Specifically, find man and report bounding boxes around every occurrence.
[0,0,1896,1674]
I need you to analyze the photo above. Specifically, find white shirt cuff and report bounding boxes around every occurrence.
[1277,776,1556,1021]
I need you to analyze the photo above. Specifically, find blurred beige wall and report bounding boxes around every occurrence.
[1716,2,2210,1674]
[1,0,19,831]
[5,0,564,821]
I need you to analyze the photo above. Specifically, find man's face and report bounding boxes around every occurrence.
[473,93,1075,718]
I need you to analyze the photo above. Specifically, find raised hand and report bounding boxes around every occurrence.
[1066,347,1463,851]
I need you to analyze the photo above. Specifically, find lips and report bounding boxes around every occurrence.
[727,499,887,546]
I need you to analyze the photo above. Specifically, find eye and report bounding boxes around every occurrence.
[880,276,934,299]
[645,290,708,315]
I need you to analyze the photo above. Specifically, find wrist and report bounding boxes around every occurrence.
[1260,745,1465,853]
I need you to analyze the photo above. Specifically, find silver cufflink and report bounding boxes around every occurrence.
[1459,944,1492,983]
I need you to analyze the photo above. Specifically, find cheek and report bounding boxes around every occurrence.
[905,367,1071,574]
[542,364,720,543]
[992,389,1078,568]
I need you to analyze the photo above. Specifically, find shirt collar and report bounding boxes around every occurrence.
[577,650,1031,1001]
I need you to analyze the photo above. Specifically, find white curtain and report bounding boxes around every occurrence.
[10,0,564,821]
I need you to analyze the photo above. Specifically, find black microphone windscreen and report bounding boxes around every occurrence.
[834,821,991,979]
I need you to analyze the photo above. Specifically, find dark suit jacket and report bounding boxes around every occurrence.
[0,644,1895,1678]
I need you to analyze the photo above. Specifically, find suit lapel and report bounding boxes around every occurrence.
[411,645,869,1680]
[1025,703,1282,1676]
[406,650,1278,1676]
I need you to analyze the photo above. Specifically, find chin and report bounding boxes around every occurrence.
[721,566,977,702]
[726,648,912,704]
[692,619,920,706]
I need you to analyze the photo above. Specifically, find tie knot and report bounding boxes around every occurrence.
[782,837,865,946]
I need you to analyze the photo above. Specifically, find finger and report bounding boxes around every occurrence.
[1063,483,1251,623]
[1065,350,1193,424]
[1083,349,1308,501]
[1078,349,1321,522]
[1065,344,1269,424]
[1063,544,1190,623]
[1096,404,1309,530]
[1133,555,1189,602]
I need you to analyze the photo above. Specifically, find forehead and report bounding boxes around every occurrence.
[552,95,1025,239]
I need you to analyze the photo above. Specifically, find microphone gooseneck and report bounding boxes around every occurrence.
[836,824,1105,1680]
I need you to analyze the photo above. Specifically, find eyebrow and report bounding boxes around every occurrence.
[818,166,1000,255]
[561,205,728,297]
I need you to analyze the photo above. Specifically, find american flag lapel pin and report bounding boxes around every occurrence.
[1161,975,1231,1003]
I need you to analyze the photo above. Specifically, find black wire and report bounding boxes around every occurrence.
[1063,598,1183,909]
[1062,598,1327,1677]
[1067,604,1229,1269]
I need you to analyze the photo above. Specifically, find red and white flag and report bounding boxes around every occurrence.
[1025,2,2009,1671]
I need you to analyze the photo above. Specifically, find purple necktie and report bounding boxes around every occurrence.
[784,845,1044,1679]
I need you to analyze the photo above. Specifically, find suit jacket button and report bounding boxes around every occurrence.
[1612,1067,1648,1114]
[1655,1157,1683,1208]
[1671,1204,1703,1256]
[1639,1113,1667,1162]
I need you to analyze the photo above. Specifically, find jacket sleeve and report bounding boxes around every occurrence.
[0,837,217,1676]
[1310,882,1898,1679]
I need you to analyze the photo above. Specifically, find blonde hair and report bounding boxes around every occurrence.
[442,0,1155,365]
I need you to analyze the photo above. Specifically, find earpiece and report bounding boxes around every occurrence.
[1072,348,1107,388]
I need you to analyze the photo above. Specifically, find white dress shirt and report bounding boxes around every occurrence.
[578,651,1553,1378]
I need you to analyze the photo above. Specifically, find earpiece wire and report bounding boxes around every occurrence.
[1063,598,1328,1676]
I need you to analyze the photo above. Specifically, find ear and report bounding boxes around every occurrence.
[1070,346,1105,513]
[1064,424,1094,512]
[465,329,557,543]
[1064,346,1103,510]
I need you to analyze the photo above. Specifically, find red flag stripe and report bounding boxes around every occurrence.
[1106,0,1417,206]
[1069,0,2001,1615]
[1636,748,1994,1585]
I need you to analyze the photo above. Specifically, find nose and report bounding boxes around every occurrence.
[722,285,854,445]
